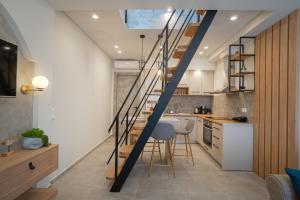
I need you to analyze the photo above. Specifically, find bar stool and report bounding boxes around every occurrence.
[148,122,176,178]
[172,119,195,165]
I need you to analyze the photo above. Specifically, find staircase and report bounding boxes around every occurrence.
[106,9,217,192]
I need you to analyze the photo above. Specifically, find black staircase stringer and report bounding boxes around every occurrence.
[110,10,217,192]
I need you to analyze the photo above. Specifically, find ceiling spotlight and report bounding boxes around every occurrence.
[167,7,172,12]
[92,14,99,20]
[114,45,119,49]
[117,50,122,54]
[230,15,238,21]
[199,51,204,55]
[204,46,208,50]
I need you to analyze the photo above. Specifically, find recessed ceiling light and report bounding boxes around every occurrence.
[117,50,122,54]
[167,7,172,12]
[114,45,119,49]
[230,15,238,21]
[92,14,99,20]
[199,51,204,55]
[204,46,208,50]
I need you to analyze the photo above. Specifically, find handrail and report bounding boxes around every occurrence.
[108,10,177,133]
[107,9,196,165]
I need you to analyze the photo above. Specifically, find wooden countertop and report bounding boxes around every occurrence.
[193,114,251,125]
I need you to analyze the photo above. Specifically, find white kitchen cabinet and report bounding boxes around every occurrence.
[189,70,202,94]
[179,72,190,86]
[196,118,203,146]
[201,71,214,93]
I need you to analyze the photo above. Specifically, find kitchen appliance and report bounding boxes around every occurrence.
[194,107,199,114]
[203,119,212,146]
[232,116,248,122]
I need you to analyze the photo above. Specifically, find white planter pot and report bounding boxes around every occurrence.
[22,137,43,149]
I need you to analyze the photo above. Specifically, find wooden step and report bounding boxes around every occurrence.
[173,49,185,59]
[119,144,134,158]
[167,67,177,74]
[106,164,123,180]
[197,10,206,16]
[177,44,188,49]
[142,110,153,115]
[185,23,201,37]
[153,89,164,93]
[130,129,142,139]
[147,100,157,104]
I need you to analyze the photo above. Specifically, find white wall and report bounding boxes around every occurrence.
[0,0,113,185]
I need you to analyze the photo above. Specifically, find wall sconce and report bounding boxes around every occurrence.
[21,76,49,94]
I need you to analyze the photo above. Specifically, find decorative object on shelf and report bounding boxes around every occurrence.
[22,128,49,149]
[0,136,19,157]
[21,75,49,94]
[241,63,247,71]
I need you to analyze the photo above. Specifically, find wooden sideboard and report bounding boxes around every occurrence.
[0,144,58,200]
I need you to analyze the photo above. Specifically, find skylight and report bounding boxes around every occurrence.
[124,9,198,29]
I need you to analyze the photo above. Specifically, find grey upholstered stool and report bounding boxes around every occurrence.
[172,119,195,165]
[148,122,176,178]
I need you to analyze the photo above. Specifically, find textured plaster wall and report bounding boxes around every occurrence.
[166,96,212,113]
[212,92,254,122]
[0,12,34,151]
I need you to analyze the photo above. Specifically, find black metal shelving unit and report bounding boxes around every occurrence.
[228,36,255,93]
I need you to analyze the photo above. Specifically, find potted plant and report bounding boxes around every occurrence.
[22,128,49,149]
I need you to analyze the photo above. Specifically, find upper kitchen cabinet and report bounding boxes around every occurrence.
[201,71,214,93]
[178,71,190,86]
[189,70,214,94]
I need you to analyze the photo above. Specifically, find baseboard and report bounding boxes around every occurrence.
[50,134,112,184]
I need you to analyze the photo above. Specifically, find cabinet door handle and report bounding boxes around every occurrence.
[29,162,36,170]
[203,145,209,151]
[213,144,219,149]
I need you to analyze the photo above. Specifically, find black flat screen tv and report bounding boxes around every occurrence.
[0,39,18,97]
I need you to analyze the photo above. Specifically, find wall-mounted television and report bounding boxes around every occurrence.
[0,39,18,97]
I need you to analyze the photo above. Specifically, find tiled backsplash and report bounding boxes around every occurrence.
[166,95,212,113]
[212,92,254,122]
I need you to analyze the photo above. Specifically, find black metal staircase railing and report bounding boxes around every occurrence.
[107,9,217,192]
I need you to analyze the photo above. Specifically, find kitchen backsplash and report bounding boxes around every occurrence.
[166,95,212,114]
[212,92,253,122]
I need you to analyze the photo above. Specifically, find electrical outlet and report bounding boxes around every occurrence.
[242,107,247,113]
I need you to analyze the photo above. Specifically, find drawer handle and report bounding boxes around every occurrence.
[213,127,220,131]
[29,162,36,170]
[213,144,219,149]
[213,135,220,140]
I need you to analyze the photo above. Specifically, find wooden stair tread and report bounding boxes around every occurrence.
[119,145,134,158]
[106,164,123,180]
[167,67,177,74]
[130,129,142,137]
[197,10,206,16]
[147,100,157,104]
[173,49,185,59]
[177,44,188,49]
[153,89,163,93]
[185,23,201,37]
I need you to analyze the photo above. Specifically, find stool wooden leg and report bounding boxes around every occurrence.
[167,140,176,178]
[157,140,162,163]
[184,135,189,157]
[172,135,177,157]
[148,139,156,177]
[187,135,194,166]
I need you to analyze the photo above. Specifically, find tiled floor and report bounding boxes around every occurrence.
[54,137,270,200]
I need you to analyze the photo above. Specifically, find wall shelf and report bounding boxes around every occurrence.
[228,36,256,93]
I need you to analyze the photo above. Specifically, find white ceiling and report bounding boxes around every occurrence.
[47,0,300,11]
[66,10,260,60]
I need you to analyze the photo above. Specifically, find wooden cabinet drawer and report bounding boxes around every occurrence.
[212,142,222,164]
[0,145,58,200]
